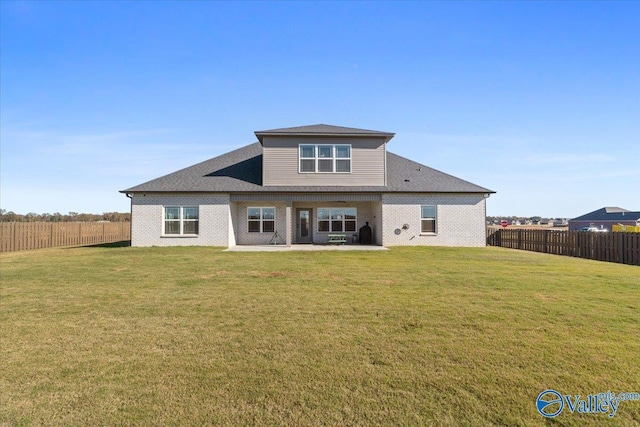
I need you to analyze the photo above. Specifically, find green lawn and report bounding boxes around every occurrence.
[1,246,638,426]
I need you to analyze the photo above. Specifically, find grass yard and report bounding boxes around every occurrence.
[1,246,639,426]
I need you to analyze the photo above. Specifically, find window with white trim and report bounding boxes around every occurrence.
[164,206,199,235]
[421,205,437,233]
[248,207,275,233]
[318,208,357,232]
[299,144,351,173]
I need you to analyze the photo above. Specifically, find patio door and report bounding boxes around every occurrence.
[296,208,312,243]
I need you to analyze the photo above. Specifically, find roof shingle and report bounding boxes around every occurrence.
[571,207,640,221]
[122,142,493,194]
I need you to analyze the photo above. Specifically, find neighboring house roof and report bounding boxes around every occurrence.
[570,207,640,222]
[122,142,494,194]
[255,124,395,143]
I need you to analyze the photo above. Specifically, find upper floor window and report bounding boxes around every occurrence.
[421,205,437,234]
[299,144,351,173]
[164,206,199,235]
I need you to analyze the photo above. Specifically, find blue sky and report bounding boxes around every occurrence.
[1,1,638,218]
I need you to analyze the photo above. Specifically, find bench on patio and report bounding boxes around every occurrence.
[327,234,347,245]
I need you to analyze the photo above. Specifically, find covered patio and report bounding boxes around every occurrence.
[229,193,383,246]
[225,244,388,252]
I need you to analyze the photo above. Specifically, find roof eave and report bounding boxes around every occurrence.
[255,131,395,145]
[121,188,494,195]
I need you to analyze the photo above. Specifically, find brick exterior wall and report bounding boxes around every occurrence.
[131,193,487,247]
[131,193,231,247]
[232,202,289,245]
[372,201,383,245]
[381,193,487,247]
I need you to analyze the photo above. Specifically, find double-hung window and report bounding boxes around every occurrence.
[164,206,199,235]
[299,144,351,173]
[248,207,275,233]
[318,208,357,232]
[421,205,437,233]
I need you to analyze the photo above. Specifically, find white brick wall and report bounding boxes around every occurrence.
[232,202,289,245]
[131,193,487,247]
[131,193,230,247]
[372,201,383,245]
[381,193,487,247]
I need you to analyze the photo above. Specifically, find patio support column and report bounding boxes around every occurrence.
[285,201,292,246]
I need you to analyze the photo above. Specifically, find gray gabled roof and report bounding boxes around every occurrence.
[385,152,493,193]
[122,142,493,194]
[255,124,395,143]
[571,207,640,222]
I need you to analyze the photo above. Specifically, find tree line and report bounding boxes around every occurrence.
[0,210,130,223]
[486,215,567,226]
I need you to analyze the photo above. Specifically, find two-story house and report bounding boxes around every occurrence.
[121,124,494,247]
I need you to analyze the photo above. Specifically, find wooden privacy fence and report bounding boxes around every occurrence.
[487,229,640,266]
[0,222,131,252]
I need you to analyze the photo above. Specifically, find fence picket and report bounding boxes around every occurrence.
[487,229,639,266]
[0,222,130,252]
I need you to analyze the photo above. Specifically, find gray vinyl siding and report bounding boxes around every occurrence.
[262,136,386,186]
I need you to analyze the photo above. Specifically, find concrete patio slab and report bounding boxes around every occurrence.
[224,244,388,252]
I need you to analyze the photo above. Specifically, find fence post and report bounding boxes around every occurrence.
[0,221,132,253]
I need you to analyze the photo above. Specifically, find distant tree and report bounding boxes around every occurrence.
[4,211,21,222]
[75,213,91,222]
[0,210,129,222]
